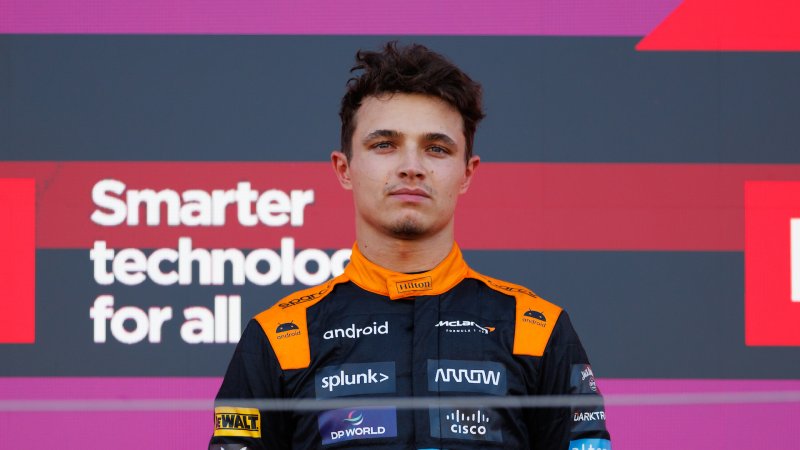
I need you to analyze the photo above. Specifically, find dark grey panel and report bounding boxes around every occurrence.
[4,249,800,378]
[2,36,799,163]
[465,250,800,379]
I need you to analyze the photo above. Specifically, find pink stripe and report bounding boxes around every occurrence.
[0,377,797,449]
[0,0,680,35]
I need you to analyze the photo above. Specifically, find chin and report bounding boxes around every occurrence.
[385,218,429,239]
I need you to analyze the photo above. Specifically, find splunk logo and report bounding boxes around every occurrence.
[435,320,495,335]
[318,407,398,445]
[275,321,301,339]
[429,408,502,442]
[427,359,507,395]
[315,362,396,398]
[323,321,389,340]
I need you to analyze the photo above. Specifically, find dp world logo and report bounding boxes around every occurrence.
[343,410,364,426]
[318,407,397,445]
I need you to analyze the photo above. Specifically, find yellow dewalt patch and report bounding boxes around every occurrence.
[214,407,261,438]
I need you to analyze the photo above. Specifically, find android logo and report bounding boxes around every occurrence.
[524,309,546,322]
[276,321,300,333]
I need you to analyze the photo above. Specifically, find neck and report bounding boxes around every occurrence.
[355,222,455,273]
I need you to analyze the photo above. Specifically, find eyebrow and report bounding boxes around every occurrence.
[362,129,401,144]
[362,129,457,147]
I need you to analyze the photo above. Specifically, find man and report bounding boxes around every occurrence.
[210,42,611,450]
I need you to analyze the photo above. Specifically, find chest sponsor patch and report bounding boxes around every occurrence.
[318,407,397,445]
[427,359,507,396]
[315,362,396,398]
[214,406,261,438]
[429,407,502,442]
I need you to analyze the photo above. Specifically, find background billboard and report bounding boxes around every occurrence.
[1,1,799,448]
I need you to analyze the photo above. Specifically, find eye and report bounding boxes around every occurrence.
[427,145,450,155]
[371,141,394,151]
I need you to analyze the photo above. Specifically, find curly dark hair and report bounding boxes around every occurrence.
[339,42,485,162]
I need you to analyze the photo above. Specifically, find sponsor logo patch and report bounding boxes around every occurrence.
[429,408,502,442]
[570,364,599,394]
[571,407,608,433]
[214,407,261,438]
[435,320,495,334]
[569,438,612,450]
[278,283,331,309]
[522,309,546,327]
[427,359,507,395]
[275,321,301,340]
[315,362,396,398]
[396,276,433,294]
[323,321,389,340]
[318,407,397,445]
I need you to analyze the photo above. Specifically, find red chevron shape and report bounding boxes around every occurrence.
[638,0,800,51]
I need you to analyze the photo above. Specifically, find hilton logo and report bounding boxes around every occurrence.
[396,276,433,294]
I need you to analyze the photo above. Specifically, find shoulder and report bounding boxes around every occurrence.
[252,275,347,370]
[466,268,564,357]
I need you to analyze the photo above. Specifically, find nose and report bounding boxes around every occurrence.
[397,148,426,180]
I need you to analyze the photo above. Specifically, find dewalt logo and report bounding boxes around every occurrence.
[395,276,433,294]
[214,407,261,438]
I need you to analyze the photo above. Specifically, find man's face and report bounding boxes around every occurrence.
[332,93,479,240]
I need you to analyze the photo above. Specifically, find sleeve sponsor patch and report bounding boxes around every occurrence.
[214,406,261,438]
[570,363,599,394]
[569,438,612,450]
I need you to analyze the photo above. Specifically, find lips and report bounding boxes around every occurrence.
[389,187,431,198]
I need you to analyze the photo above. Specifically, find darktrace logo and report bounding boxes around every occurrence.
[323,321,389,340]
[275,321,301,339]
[429,408,502,442]
[315,362,396,398]
[427,359,507,396]
[318,407,398,445]
[396,276,433,294]
[523,309,546,327]
[573,409,606,422]
[435,320,495,335]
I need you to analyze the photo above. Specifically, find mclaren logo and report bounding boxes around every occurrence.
[435,320,495,334]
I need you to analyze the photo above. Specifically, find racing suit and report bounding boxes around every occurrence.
[210,243,611,449]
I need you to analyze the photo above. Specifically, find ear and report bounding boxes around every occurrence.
[459,155,480,194]
[331,151,353,190]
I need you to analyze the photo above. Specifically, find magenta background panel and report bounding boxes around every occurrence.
[0,377,797,448]
[0,0,680,35]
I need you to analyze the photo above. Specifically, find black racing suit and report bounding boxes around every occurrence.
[210,243,611,449]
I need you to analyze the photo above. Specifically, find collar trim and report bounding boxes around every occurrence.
[344,243,469,300]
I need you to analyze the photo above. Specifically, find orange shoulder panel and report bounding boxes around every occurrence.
[467,269,563,357]
[255,275,346,370]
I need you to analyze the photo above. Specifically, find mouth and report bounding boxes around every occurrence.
[389,187,431,200]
